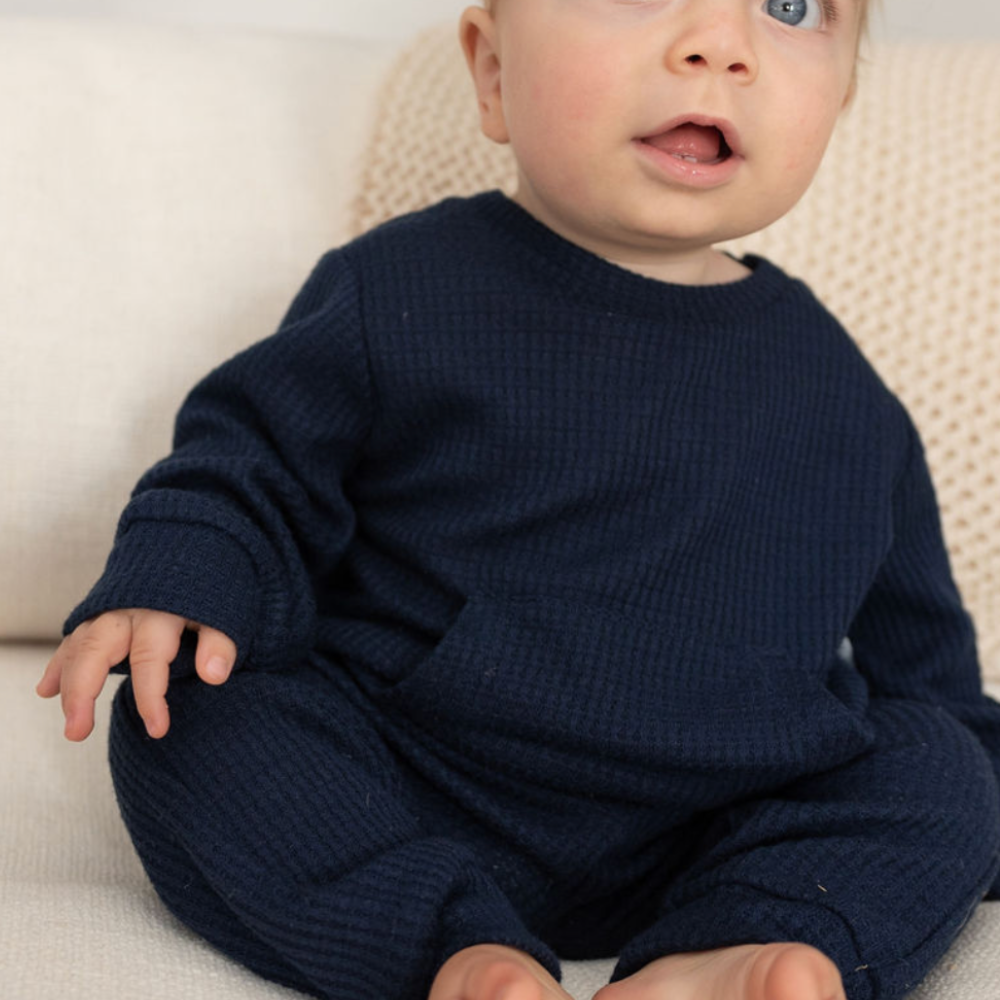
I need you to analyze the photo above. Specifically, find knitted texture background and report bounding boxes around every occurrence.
[351,29,1000,678]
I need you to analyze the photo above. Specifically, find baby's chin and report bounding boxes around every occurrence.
[508,177,802,280]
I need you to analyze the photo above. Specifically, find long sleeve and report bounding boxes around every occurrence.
[63,250,374,674]
[849,418,1000,896]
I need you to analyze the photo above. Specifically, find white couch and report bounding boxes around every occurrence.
[2,16,999,1000]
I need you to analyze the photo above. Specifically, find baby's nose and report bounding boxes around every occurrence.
[663,2,760,83]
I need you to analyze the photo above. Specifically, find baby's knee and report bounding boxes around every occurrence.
[869,699,1000,861]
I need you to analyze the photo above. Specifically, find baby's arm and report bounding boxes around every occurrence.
[37,609,236,741]
[50,250,372,719]
[850,418,990,712]
[849,417,1000,893]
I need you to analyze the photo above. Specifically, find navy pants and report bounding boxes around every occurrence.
[109,650,1000,1000]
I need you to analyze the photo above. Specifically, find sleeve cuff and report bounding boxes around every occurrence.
[63,518,260,668]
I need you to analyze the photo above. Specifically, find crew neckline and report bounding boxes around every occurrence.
[470,190,792,325]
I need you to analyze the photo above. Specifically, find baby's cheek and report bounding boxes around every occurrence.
[561,77,613,128]
[508,89,591,180]
[780,115,835,184]
[528,44,615,125]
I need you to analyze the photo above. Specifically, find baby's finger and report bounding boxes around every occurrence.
[129,611,186,739]
[36,643,69,698]
[193,625,238,685]
[59,615,132,741]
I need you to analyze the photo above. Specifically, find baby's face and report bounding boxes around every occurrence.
[461,0,861,273]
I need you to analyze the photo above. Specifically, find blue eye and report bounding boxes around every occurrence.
[765,0,825,29]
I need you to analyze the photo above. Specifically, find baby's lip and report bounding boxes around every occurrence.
[637,114,744,160]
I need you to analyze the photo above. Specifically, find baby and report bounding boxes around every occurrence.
[38,2,1000,1000]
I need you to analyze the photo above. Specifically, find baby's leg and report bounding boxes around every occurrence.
[109,656,560,1000]
[602,699,1000,1000]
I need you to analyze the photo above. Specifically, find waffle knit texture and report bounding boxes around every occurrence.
[66,192,1000,998]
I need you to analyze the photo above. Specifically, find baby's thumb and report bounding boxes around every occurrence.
[193,626,237,685]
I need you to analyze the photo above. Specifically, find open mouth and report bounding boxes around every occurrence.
[641,122,734,165]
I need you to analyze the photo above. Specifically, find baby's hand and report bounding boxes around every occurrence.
[36,609,237,742]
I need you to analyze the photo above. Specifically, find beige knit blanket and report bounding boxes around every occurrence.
[352,27,1000,678]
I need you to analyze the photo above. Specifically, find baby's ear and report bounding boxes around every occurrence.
[458,7,510,144]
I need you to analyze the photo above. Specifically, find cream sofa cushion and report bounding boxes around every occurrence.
[0,17,397,641]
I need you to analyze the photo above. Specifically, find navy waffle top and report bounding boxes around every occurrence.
[66,192,1000,892]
